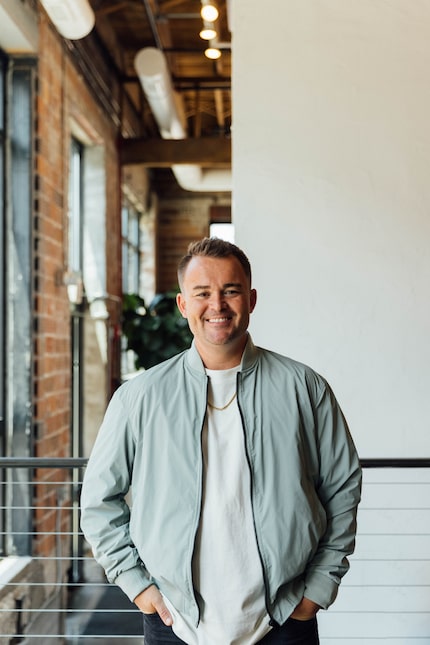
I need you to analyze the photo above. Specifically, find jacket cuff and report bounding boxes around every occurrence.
[304,570,339,610]
[114,565,154,602]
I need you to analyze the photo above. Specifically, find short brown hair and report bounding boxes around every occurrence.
[177,237,252,288]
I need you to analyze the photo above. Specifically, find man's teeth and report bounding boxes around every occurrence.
[208,317,229,323]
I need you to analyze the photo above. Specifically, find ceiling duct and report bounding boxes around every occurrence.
[40,0,95,40]
[134,47,231,192]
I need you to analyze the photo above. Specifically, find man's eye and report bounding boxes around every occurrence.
[224,290,239,296]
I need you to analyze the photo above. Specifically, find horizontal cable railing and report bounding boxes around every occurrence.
[0,457,429,643]
[0,457,143,642]
[320,459,430,643]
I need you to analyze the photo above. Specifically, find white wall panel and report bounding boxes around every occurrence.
[319,468,430,643]
[232,1,430,640]
[233,0,430,459]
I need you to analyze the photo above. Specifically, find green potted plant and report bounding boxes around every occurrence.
[122,291,193,370]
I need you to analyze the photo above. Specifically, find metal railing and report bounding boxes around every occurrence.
[0,457,143,643]
[1,457,429,643]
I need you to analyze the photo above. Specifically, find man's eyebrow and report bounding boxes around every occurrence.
[191,282,244,290]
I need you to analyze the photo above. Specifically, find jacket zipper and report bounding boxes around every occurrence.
[236,372,275,625]
[188,376,209,627]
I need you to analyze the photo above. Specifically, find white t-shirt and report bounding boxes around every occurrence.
[165,366,271,644]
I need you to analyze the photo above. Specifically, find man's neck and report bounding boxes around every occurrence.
[196,336,247,370]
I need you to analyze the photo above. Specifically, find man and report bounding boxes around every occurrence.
[81,237,361,645]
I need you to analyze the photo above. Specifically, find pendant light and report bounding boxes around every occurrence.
[200,1,219,23]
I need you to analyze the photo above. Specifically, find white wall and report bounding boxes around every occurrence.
[232,0,430,459]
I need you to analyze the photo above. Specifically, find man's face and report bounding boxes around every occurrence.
[176,255,257,362]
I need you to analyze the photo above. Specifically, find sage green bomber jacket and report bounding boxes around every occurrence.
[80,336,362,627]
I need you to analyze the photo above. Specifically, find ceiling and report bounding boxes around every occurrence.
[87,0,232,198]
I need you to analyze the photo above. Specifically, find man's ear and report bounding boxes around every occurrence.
[250,289,257,313]
[176,292,187,318]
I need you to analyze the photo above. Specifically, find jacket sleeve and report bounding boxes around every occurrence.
[80,388,153,602]
[304,378,362,609]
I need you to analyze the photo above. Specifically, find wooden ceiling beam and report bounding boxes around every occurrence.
[120,137,231,167]
[193,90,202,138]
[214,89,225,129]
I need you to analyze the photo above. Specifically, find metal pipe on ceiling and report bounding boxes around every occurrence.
[134,47,231,192]
[141,0,163,50]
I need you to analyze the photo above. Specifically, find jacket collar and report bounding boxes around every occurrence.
[185,333,259,374]
[240,335,259,371]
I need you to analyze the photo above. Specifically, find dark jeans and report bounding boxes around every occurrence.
[142,612,319,645]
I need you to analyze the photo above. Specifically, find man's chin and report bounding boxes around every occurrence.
[205,331,244,347]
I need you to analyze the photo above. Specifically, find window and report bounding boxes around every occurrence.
[121,202,140,295]
[68,139,84,463]
[121,201,143,377]
[0,55,34,555]
[0,52,5,460]
[68,139,84,295]
[210,222,235,242]
[0,53,5,553]
[69,140,83,270]
[68,135,108,474]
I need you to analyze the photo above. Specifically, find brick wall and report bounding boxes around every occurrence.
[32,18,73,555]
[156,196,213,293]
[33,20,70,464]
[32,12,125,560]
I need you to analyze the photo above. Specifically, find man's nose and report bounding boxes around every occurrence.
[210,292,226,310]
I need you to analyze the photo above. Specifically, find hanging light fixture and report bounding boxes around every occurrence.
[40,0,95,40]
[200,1,220,59]
[201,0,219,23]
[200,25,217,41]
[205,47,222,60]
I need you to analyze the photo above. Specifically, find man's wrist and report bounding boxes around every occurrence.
[290,596,321,620]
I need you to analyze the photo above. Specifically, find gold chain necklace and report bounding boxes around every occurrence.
[207,392,237,411]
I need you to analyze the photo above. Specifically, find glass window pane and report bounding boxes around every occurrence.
[121,206,128,237]
[210,222,235,242]
[129,211,139,245]
[68,140,83,272]
[121,201,140,295]
[0,54,5,454]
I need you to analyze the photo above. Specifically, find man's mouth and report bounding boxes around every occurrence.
[206,317,231,323]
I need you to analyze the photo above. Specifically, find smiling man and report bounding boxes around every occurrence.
[81,237,362,645]
[176,249,257,368]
